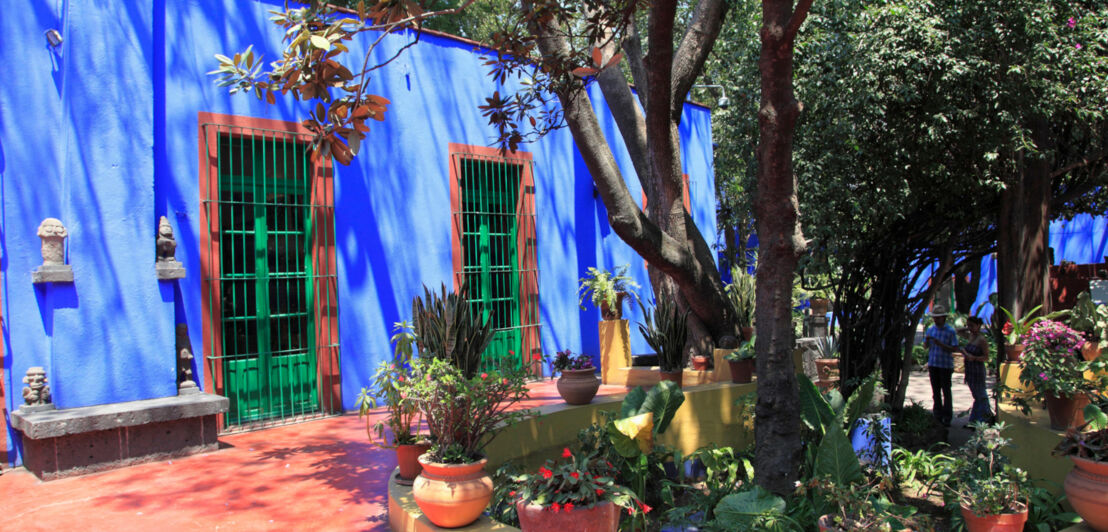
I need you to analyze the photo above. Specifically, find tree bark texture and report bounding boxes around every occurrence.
[753,0,811,496]
[997,118,1053,320]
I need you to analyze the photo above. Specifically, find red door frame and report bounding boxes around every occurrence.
[197,112,340,427]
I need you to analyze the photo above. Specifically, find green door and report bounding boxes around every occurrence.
[218,135,319,425]
[459,159,522,371]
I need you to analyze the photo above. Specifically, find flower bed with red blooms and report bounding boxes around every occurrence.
[502,447,641,517]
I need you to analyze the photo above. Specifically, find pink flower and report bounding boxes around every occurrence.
[1076,43,1083,50]
[398,376,405,382]
[1068,17,1076,28]
[481,372,488,379]
[1040,372,1049,381]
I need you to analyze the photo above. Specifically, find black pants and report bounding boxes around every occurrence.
[929,366,953,425]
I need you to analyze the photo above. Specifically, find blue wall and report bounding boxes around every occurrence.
[1,0,717,464]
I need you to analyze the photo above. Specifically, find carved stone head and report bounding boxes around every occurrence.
[37,218,68,265]
[21,366,51,405]
[158,216,174,238]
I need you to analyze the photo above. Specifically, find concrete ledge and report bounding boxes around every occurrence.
[997,401,1071,492]
[12,393,228,439]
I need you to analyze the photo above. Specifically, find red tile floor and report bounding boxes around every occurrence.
[0,380,629,532]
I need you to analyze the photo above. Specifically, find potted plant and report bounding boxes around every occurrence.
[355,321,430,484]
[1052,394,1108,531]
[508,447,643,532]
[690,349,711,371]
[552,349,600,405]
[938,422,1030,532]
[637,297,689,387]
[814,335,840,391]
[411,283,496,378]
[803,476,920,531]
[999,305,1045,362]
[1016,319,1108,430]
[407,357,535,528]
[724,336,755,384]
[578,265,640,320]
[726,266,756,340]
[1068,290,1107,361]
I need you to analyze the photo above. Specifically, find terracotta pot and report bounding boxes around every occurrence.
[810,298,830,316]
[691,355,710,371]
[1064,456,1108,532]
[557,368,600,405]
[516,499,619,532]
[396,442,432,481]
[815,358,839,382]
[1005,344,1024,362]
[1082,341,1102,362]
[599,292,626,321]
[659,370,683,388]
[960,502,1028,532]
[412,455,492,528]
[1044,392,1090,431]
[728,359,754,384]
[741,326,755,341]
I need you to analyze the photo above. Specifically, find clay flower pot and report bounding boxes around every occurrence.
[810,298,830,316]
[728,359,754,384]
[659,370,683,388]
[599,292,626,321]
[1005,344,1024,362]
[412,455,492,528]
[516,500,619,532]
[557,368,600,405]
[1064,456,1108,532]
[691,355,710,371]
[395,441,432,483]
[960,502,1028,532]
[1043,392,1090,431]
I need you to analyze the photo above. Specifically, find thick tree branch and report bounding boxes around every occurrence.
[596,32,652,187]
[671,0,729,122]
[1050,148,1107,179]
[622,19,650,110]
[783,0,815,45]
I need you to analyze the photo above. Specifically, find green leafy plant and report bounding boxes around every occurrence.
[661,445,752,528]
[713,486,799,531]
[726,266,756,328]
[406,357,533,463]
[1017,319,1107,400]
[936,422,1029,517]
[800,475,920,531]
[999,304,1045,345]
[1068,290,1108,343]
[1023,482,1082,532]
[355,321,422,447]
[577,265,640,319]
[724,336,756,362]
[411,283,495,379]
[551,348,594,373]
[637,297,690,372]
[891,446,953,492]
[814,335,839,359]
[505,447,642,515]
[1053,391,1108,462]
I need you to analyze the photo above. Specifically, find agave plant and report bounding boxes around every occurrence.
[637,296,690,372]
[411,283,496,379]
[726,266,756,328]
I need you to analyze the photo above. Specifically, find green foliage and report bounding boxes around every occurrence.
[411,283,495,379]
[1054,391,1108,461]
[356,321,421,447]
[799,475,921,531]
[814,335,838,359]
[713,487,797,531]
[406,357,533,463]
[937,422,1030,516]
[891,446,954,489]
[637,297,690,372]
[661,445,754,528]
[577,265,640,315]
[622,381,685,437]
[1068,290,1108,342]
[725,266,756,328]
[999,305,1046,345]
[724,336,756,361]
[1018,319,1108,399]
[503,447,641,514]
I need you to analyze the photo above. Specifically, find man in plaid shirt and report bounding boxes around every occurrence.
[923,311,960,426]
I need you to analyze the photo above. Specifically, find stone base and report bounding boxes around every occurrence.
[32,264,73,283]
[12,393,227,480]
[16,403,57,414]
[156,262,186,280]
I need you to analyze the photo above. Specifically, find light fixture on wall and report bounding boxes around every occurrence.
[691,84,729,109]
[45,29,63,48]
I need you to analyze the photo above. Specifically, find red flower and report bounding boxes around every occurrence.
[539,466,553,479]
[509,490,516,497]
[481,372,488,379]
[509,349,516,355]
[551,503,561,513]
[1002,321,1013,336]
[564,503,574,513]
[562,447,572,458]
[570,472,579,480]
[398,376,404,382]
[638,501,652,514]
[533,353,543,361]
[595,488,605,496]
[502,378,508,385]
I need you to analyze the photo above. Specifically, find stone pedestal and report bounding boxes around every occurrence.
[156,262,186,280]
[804,315,829,338]
[599,320,630,384]
[32,264,73,283]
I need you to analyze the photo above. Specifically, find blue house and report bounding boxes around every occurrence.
[0,1,717,472]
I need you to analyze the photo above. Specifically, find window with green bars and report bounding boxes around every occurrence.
[451,148,541,373]
[201,118,341,430]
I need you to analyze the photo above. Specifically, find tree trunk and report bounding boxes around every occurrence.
[753,0,812,496]
[997,118,1053,320]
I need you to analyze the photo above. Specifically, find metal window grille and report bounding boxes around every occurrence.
[452,152,541,373]
[201,123,341,432]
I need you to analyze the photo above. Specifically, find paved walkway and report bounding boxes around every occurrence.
[902,367,998,447]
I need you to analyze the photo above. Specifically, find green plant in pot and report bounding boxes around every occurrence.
[410,282,495,379]
[637,297,689,387]
[999,304,1045,361]
[1014,319,1108,430]
[355,321,430,483]
[813,335,840,391]
[1068,290,1108,360]
[934,422,1030,531]
[726,266,756,339]
[724,336,756,384]
[578,264,640,320]
[406,357,535,528]
[551,349,600,405]
[1052,392,1108,531]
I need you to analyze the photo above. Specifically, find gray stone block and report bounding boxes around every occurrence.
[32,264,73,283]
[12,393,228,440]
[156,263,186,280]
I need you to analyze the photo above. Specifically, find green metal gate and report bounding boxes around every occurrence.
[453,152,541,372]
[201,121,341,430]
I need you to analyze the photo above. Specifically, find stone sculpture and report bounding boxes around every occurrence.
[155,216,186,280]
[32,218,73,283]
[175,324,199,394]
[20,367,55,412]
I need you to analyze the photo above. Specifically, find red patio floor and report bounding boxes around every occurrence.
[0,380,629,531]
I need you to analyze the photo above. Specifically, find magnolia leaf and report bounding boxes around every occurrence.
[606,420,642,458]
[310,35,332,51]
[612,412,654,454]
[714,487,787,529]
[638,380,684,435]
[571,67,599,78]
[591,47,603,68]
[620,386,647,418]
